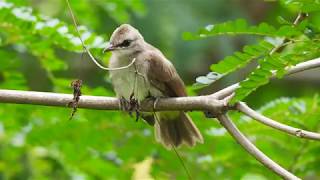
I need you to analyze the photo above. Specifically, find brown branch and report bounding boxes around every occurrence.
[0,66,318,180]
[0,90,310,179]
[0,56,318,180]
[217,114,301,180]
[0,89,225,112]
[236,102,320,140]
[0,4,313,179]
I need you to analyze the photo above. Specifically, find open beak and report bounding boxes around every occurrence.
[103,43,116,53]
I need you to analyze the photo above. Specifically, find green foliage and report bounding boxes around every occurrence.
[0,1,107,75]
[0,2,105,51]
[93,0,146,23]
[231,55,287,104]
[0,0,319,179]
[3,96,320,179]
[231,39,320,103]
[235,95,320,178]
[211,41,274,75]
[281,0,320,12]
[187,1,320,102]
[183,19,302,40]
[0,49,26,89]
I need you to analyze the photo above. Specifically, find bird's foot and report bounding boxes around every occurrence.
[129,94,140,122]
[120,96,131,111]
[119,95,140,122]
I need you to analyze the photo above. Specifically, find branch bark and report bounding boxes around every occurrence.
[236,102,320,140]
[217,114,300,180]
[0,89,225,112]
[0,57,319,180]
[0,89,308,179]
[212,57,320,99]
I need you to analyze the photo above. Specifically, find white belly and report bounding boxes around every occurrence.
[110,66,151,102]
[109,55,164,102]
[110,54,154,102]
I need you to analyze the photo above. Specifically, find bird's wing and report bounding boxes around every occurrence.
[146,51,187,97]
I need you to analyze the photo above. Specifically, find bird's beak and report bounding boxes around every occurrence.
[103,43,116,53]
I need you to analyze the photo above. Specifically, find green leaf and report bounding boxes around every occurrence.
[231,55,287,104]
[229,38,320,104]
[0,2,106,53]
[183,19,301,40]
[0,71,27,89]
[282,0,320,12]
[210,41,274,75]
[277,16,291,25]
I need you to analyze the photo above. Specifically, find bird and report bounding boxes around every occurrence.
[104,24,203,149]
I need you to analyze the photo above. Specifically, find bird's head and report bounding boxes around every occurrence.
[103,24,144,55]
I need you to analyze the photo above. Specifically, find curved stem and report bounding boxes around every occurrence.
[212,57,320,99]
[66,0,136,71]
[237,102,320,140]
[217,114,300,180]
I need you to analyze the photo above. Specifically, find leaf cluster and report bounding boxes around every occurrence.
[185,2,320,102]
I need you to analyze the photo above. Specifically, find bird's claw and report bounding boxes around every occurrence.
[120,97,131,111]
[119,95,140,122]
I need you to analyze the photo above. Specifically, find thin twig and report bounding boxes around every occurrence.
[1,5,317,179]
[271,12,307,53]
[212,13,312,99]
[217,114,300,180]
[212,57,320,99]
[65,0,136,71]
[236,102,320,140]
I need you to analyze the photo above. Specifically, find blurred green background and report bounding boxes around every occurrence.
[0,0,319,179]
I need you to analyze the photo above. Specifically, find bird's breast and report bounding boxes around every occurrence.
[109,57,159,102]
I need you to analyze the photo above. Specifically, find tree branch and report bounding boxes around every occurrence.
[0,57,319,180]
[236,102,320,140]
[217,114,300,180]
[0,89,225,112]
[212,57,320,99]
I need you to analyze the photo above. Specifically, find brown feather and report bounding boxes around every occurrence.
[107,24,203,148]
[146,52,187,97]
[144,51,203,148]
[154,112,203,149]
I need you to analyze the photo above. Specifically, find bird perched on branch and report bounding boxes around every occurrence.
[104,24,203,149]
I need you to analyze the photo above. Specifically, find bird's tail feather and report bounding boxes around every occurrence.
[154,112,203,149]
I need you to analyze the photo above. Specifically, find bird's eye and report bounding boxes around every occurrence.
[120,39,132,47]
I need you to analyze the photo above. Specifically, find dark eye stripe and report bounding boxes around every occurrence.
[119,40,132,47]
